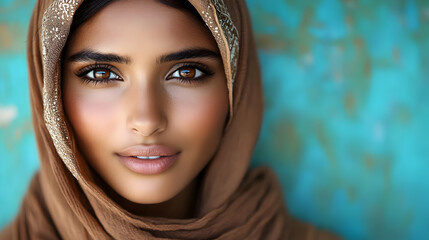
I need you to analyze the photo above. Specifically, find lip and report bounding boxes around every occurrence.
[116,145,180,174]
[117,144,179,157]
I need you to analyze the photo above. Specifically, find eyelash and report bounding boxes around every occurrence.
[75,64,121,85]
[74,63,214,85]
[168,62,214,84]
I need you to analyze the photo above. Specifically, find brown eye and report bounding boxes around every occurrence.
[94,69,110,79]
[169,66,203,80]
[85,68,120,80]
[179,67,195,78]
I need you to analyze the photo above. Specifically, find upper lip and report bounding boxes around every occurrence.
[117,144,179,157]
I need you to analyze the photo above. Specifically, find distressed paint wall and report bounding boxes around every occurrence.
[248,0,429,239]
[1,0,428,239]
[0,0,39,231]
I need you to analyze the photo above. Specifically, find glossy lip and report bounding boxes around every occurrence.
[116,145,180,175]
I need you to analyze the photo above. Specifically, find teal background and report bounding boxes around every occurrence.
[1,0,429,239]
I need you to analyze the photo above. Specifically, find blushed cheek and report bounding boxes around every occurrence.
[175,87,228,146]
[64,87,121,152]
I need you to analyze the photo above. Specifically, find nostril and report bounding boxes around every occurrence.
[131,124,166,137]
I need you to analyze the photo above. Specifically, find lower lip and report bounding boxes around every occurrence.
[117,153,179,175]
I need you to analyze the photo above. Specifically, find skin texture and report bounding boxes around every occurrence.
[62,0,228,218]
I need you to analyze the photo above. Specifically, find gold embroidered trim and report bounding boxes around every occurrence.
[41,0,81,178]
[201,0,239,117]
[212,0,239,85]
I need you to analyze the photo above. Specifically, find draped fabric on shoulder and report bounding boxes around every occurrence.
[0,0,339,239]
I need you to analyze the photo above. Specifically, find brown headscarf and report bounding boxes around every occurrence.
[1,0,340,239]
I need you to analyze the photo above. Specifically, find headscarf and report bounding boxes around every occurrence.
[0,0,339,239]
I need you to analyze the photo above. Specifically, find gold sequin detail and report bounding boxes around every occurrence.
[41,0,81,179]
[201,0,239,117]
[212,0,239,84]
[201,1,239,84]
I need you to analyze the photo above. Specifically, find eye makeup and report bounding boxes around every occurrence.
[74,62,215,86]
[74,63,123,85]
[166,62,215,85]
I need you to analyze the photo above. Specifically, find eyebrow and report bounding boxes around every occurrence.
[68,50,131,64]
[67,48,221,64]
[158,48,221,63]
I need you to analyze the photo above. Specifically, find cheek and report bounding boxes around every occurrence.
[63,85,122,150]
[171,83,228,146]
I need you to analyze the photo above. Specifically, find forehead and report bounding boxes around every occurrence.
[65,0,218,60]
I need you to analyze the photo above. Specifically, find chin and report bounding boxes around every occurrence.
[117,179,183,205]
[125,192,175,205]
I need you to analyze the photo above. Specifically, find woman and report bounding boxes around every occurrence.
[1,0,339,239]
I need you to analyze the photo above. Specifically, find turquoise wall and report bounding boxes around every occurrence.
[248,0,429,239]
[1,0,429,239]
[0,0,40,232]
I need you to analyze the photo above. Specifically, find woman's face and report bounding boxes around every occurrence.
[63,0,228,204]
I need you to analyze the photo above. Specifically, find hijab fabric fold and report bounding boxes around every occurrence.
[0,0,339,239]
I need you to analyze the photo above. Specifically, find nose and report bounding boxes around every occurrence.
[127,80,167,137]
